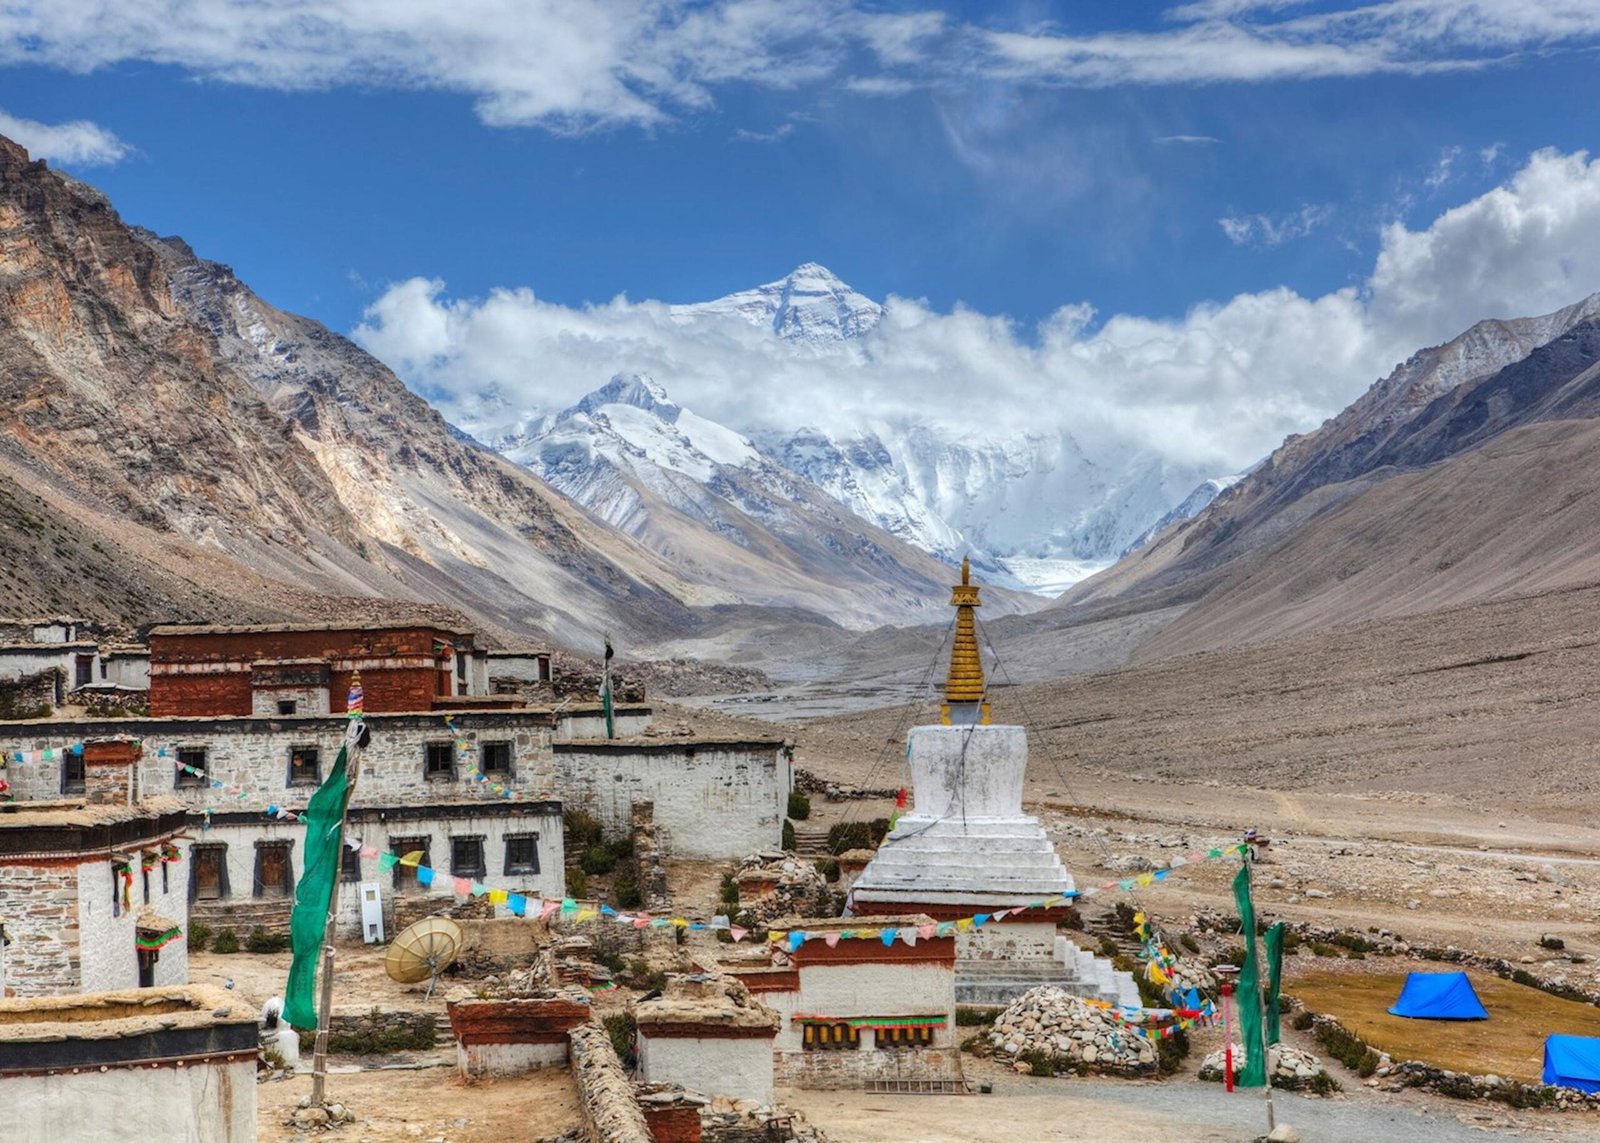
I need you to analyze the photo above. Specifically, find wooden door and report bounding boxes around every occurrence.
[258,845,290,898]
[195,848,223,900]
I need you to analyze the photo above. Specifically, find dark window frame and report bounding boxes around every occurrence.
[175,746,208,789]
[287,744,320,786]
[340,844,362,883]
[253,840,295,899]
[423,741,455,781]
[61,751,85,795]
[390,836,430,892]
[451,835,486,879]
[503,833,540,876]
[277,698,298,716]
[479,741,513,776]
[188,843,230,902]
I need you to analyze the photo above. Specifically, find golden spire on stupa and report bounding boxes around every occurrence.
[941,556,991,725]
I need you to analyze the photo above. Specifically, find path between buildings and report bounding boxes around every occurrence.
[782,1077,1594,1142]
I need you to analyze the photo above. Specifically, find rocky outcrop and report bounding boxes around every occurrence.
[1198,1043,1330,1092]
[568,1021,653,1143]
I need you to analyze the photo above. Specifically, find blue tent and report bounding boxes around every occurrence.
[1387,972,1488,1019]
[1544,1035,1600,1092]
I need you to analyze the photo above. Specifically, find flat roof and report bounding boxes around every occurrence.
[0,796,188,830]
[149,620,471,637]
[769,914,938,931]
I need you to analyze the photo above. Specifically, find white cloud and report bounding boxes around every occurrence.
[0,109,129,166]
[3,3,1600,134]
[732,123,793,143]
[1218,203,1334,246]
[1154,134,1221,145]
[1426,145,1462,189]
[354,148,1600,475]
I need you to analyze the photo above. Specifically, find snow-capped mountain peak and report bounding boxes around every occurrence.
[684,263,883,345]
[572,372,681,423]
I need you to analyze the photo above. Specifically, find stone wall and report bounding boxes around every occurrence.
[0,668,61,718]
[191,801,566,937]
[630,802,669,910]
[568,1020,653,1143]
[551,739,789,860]
[773,1045,963,1089]
[0,1054,256,1142]
[0,711,559,808]
[637,1033,774,1105]
[0,861,80,995]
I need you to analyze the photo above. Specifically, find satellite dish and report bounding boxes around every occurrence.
[384,916,463,998]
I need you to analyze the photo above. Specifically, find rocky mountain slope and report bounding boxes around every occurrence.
[1055,295,1600,661]
[0,134,741,645]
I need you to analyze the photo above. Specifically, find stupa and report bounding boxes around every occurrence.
[848,559,1138,1007]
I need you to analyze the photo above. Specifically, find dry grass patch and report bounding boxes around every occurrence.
[1290,966,1600,1082]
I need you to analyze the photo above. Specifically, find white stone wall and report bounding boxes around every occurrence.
[76,857,140,993]
[551,741,788,859]
[0,646,89,684]
[0,1057,256,1142]
[905,725,1028,819]
[457,1039,568,1078]
[553,709,652,742]
[638,1032,774,1104]
[484,653,549,683]
[196,807,566,928]
[103,652,150,690]
[776,961,955,1052]
[959,920,1059,961]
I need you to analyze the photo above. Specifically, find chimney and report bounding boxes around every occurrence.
[82,737,141,805]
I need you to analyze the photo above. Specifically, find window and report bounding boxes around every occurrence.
[175,747,208,788]
[74,654,93,688]
[340,845,362,883]
[390,837,429,892]
[504,834,540,875]
[451,836,486,879]
[61,751,85,795]
[254,841,294,898]
[802,1023,860,1052]
[278,699,298,716]
[424,742,455,781]
[480,741,512,776]
[189,844,229,902]
[288,745,320,786]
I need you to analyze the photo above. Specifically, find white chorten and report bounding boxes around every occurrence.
[848,559,1137,1006]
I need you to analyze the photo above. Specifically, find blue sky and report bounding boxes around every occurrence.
[7,2,1600,467]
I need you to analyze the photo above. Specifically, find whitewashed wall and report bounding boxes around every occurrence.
[776,961,956,1052]
[551,740,789,859]
[638,1032,774,1104]
[0,1057,256,1142]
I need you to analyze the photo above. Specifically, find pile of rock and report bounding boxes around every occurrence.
[1197,1044,1331,1092]
[287,1099,357,1131]
[1164,958,1215,996]
[734,852,832,927]
[988,987,1158,1074]
[1377,1060,1600,1110]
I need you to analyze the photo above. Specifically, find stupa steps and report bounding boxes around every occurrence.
[882,819,1058,841]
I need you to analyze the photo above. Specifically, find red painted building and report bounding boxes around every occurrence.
[147,622,481,718]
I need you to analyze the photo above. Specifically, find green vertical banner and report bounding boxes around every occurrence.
[601,638,615,739]
[1232,862,1267,1087]
[1264,921,1287,1046]
[284,745,352,1029]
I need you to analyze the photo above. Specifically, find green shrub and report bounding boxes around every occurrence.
[1313,1019,1372,1073]
[1098,936,1121,959]
[245,926,289,954]
[580,844,616,875]
[566,868,589,899]
[1308,1070,1343,1097]
[1112,902,1138,935]
[1309,941,1338,958]
[613,871,642,910]
[782,820,796,851]
[620,957,667,992]
[1156,1025,1190,1076]
[188,923,212,953]
[212,928,240,954]
[323,1011,437,1054]
[1179,932,1200,954]
[1018,1047,1055,1076]
[1292,1010,1315,1032]
[1357,1048,1380,1078]
[955,1007,998,1027]
[1540,934,1566,951]
[814,858,841,883]
[604,1010,638,1067]
[564,810,603,848]
[787,791,811,820]
[719,872,740,907]
[826,821,873,852]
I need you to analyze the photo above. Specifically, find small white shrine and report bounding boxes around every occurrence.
[848,559,1138,1007]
